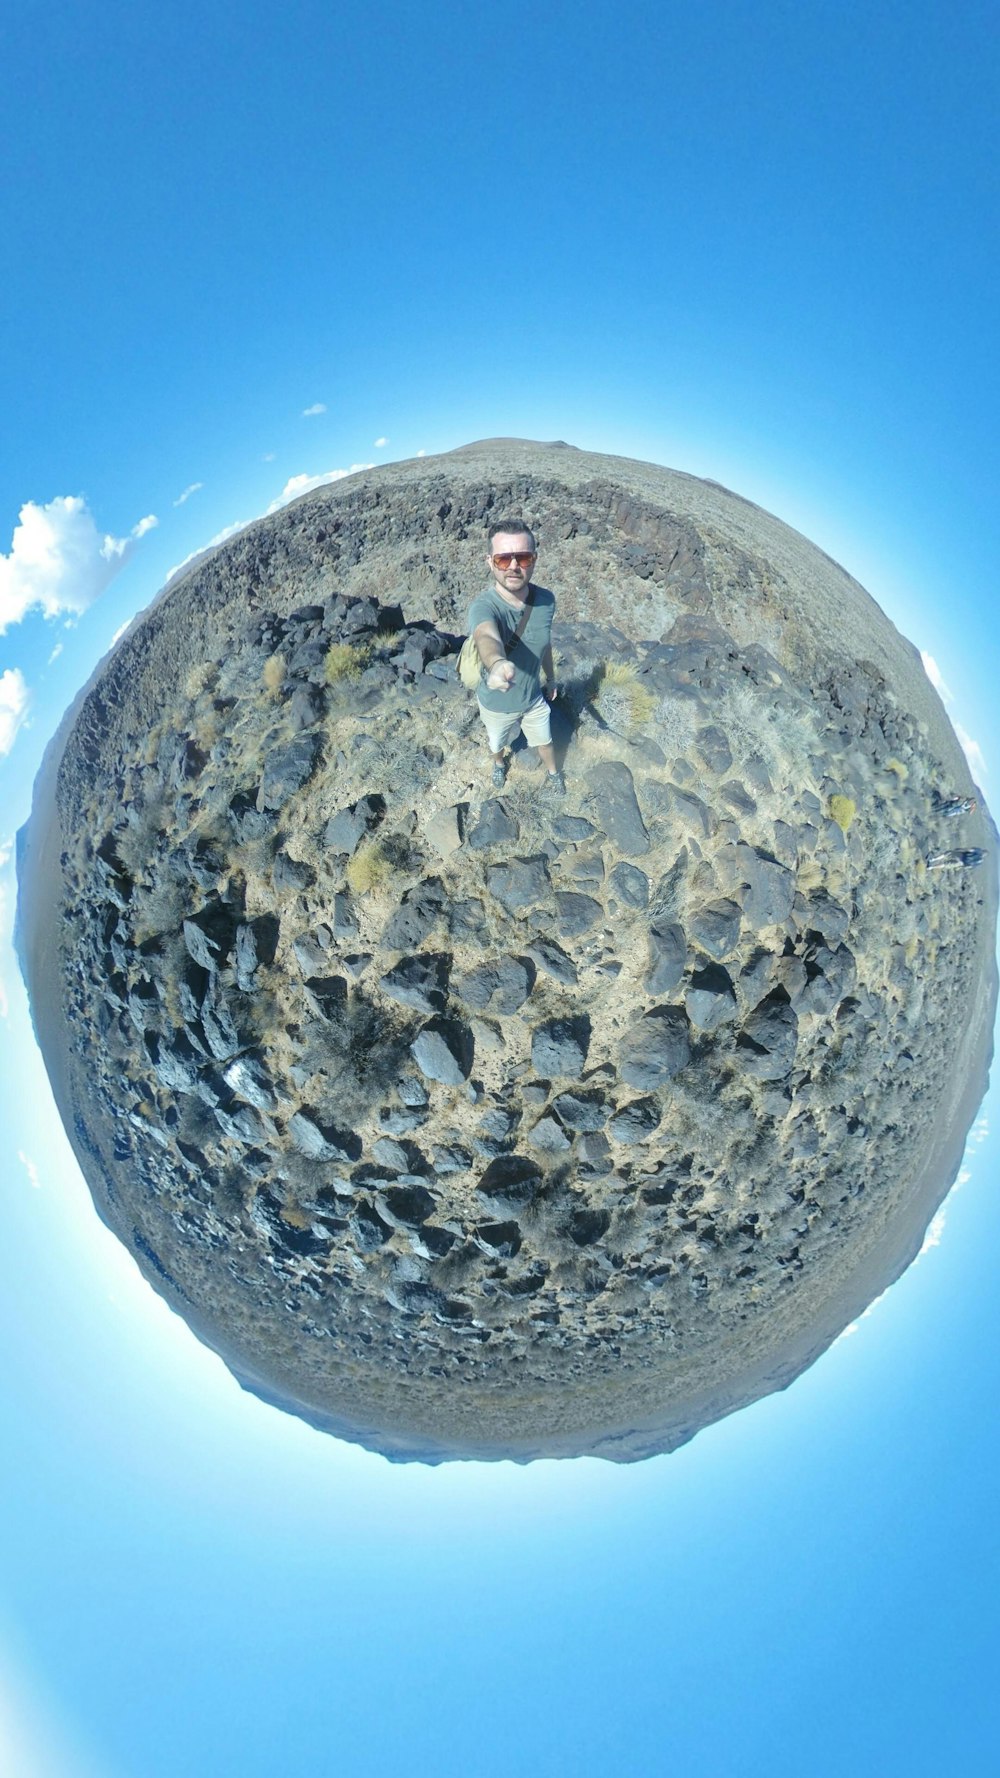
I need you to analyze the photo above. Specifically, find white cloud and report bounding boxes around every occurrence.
[920,650,953,703]
[953,722,988,777]
[0,667,31,756]
[301,403,327,417]
[165,518,251,586]
[0,495,155,634]
[268,464,373,510]
[374,436,389,448]
[173,482,203,507]
[416,449,426,457]
[18,1150,41,1190]
[131,513,158,539]
[0,838,12,1018]
[920,651,986,777]
[261,451,276,462]
[918,1206,948,1256]
[47,641,63,663]
[165,463,374,583]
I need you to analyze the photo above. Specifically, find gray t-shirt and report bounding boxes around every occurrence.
[467,583,556,713]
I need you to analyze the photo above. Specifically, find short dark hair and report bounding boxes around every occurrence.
[489,518,536,550]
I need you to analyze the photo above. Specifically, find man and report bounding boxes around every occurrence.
[467,520,564,794]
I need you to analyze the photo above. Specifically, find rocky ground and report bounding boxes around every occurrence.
[19,441,997,1461]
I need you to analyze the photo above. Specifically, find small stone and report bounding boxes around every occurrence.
[531,1017,590,1078]
[341,953,371,977]
[694,725,733,774]
[256,734,323,811]
[608,862,649,908]
[487,856,552,912]
[382,880,445,950]
[491,955,534,1014]
[646,921,686,995]
[371,1136,409,1172]
[223,1054,279,1112]
[737,993,799,1079]
[272,851,316,891]
[685,964,738,1031]
[585,760,649,855]
[331,893,359,939]
[380,953,449,1015]
[528,1115,572,1153]
[525,938,578,985]
[293,928,332,975]
[398,1076,429,1107]
[555,892,603,937]
[608,1098,662,1145]
[550,1091,607,1132]
[410,1019,472,1084]
[552,815,596,842]
[378,1183,436,1227]
[578,1131,613,1175]
[324,794,385,856]
[619,1006,691,1090]
[689,899,742,960]
[468,799,520,849]
[424,804,466,858]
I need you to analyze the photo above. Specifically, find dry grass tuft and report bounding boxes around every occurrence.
[262,652,286,695]
[325,642,372,684]
[829,794,856,833]
[589,659,657,733]
[346,839,393,894]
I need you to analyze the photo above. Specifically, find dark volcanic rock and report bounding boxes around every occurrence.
[411,1019,473,1084]
[487,857,551,912]
[531,1017,591,1077]
[257,734,323,810]
[619,1007,691,1090]
[585,761,649,855]
[467,800,519,849]
[737,993,799,1079]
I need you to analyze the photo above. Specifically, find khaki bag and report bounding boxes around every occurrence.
[456,633,483,690]
[455,587,535,691]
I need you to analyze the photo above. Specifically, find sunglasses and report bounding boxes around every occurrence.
[491,551,536,569]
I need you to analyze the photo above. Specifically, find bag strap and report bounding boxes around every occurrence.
[505,584,535,652]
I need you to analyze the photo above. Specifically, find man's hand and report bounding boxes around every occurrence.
[486,660,516,691]
[545,682,559,703]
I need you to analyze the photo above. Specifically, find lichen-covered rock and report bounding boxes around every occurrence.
[18,437,995,1467]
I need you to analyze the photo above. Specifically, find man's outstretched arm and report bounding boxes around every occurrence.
[474,621,515,690]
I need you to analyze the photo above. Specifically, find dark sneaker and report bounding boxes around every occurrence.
[542,769,566,797]
[491,759,507,789]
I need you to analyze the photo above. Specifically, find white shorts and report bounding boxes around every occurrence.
[477,694,552,754]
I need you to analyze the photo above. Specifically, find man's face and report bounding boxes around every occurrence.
[488,532,536,598]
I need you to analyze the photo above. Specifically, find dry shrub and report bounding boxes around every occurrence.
[325,642,372,684]
[346,839,393,893]
[185,662,217,700]
[262,653,287,695]
[829,794,856,832]
[590,659,656,733]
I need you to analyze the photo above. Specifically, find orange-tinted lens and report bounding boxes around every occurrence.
[492,552,535,569]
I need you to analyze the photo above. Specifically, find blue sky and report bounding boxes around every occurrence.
[1,3,998,1773]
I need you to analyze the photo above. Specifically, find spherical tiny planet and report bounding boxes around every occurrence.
[17,440,998,1461]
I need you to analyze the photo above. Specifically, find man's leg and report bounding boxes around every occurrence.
[477,700,518,786]
[522,699,564,793]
